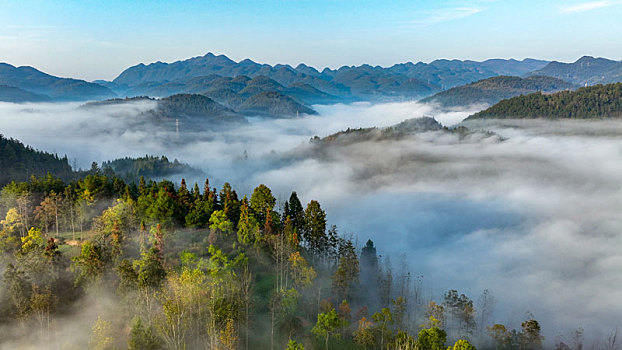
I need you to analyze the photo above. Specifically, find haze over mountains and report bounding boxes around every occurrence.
[109,52,550,100]
[529,56,622,85]
[0,63,115,101]
[3,53,622,123]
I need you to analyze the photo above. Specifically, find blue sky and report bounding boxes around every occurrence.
[0,0,621,81]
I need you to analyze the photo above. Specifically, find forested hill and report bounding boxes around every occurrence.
[420,75,575,108]
[101,155,203,183]
[0,134,74,185]
[467,83,622,119]
[0,134,204,186]
[0,170,544,350]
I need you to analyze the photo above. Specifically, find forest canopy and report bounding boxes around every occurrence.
[0,169,547,350]
[468,83,622,119]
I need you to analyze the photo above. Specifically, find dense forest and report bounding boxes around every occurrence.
[0,135,74,186]
[468,83,622,119]
[101,156,203,183]
[0,166,562,350]
[420,76,575,108]
[0,134,203,188]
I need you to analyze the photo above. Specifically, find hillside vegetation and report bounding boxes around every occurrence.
[468,83,622,119]
[421,76,575,107]
[0,168,543,350]
[101,155,203,183]
[0,134,74,185]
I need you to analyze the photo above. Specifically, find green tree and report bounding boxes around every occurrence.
[237,196,258,246]
[147,187,176,227]
[209,210,234,235]
[448,339,477,350]
[128,316,162,350]
[417,319,448,350]
[332,240,359,301]
[286,339,305,350]
[185,195,216,228]
[135,247,167,290]
[312,308,343,350]
[353,317,375,350]
[89,316,115,350]
[373,307,394,350]
[303,200,327,262]
[72,241,106,286]
[3,263,31,318]
[250,184,275,224]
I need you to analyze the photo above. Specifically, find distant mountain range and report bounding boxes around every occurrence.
[107,53,552,102]
[529,56,622,85]
[467,83,622,119]
[0,63,115,101]
[3,54,622,116]
[421,75,576,107]
[0,85,51,103]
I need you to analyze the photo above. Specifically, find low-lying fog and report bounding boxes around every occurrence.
[1,100,622,342]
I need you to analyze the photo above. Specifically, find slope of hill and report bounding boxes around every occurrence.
[467,83,622,119]
[421,75,576,107]
[0,134,74,185]
[529,56,622,85]
[101,155,203,183]
[304,116,498,153]
[0,85,51,103]
[144,94,249,129]
[237,91,317,117]
[83,94,247,130]
[308,117,444,148]
[0,63,116,101]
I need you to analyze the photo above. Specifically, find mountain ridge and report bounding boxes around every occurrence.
[0,63,116,101]
[421,75,576,107]
[110,52,551,101]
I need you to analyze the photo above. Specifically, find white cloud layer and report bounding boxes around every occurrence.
[1,101,622,343]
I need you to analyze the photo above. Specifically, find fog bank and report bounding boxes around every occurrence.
[1,101,622,341]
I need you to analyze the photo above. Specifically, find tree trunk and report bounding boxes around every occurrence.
[55,199,59,235]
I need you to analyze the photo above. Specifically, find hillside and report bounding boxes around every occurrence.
[0,85,51,103]
[0,63,116,101]
[421,75,575,107]
[529,56,622,85]
[83,94,248,129]
[101,155,203,183]
[237,91,317,117]
[0,134,74,185]
[312,117,444,146]
[467,83,622,119]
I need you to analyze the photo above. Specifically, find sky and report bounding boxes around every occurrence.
[0,0,621,81]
